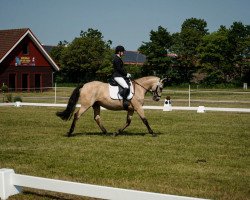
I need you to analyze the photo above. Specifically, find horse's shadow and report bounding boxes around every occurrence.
[66,132,105,137]
[23,190,72,200]
[65,131,162,137]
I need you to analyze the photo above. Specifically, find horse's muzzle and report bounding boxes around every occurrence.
[153,96,161,101]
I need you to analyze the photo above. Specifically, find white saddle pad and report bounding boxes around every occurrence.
[109,82,134,100]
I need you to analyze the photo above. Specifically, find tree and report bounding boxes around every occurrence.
[197,22,250,85]
[50,40,68,83]
[59,28,113,83]
[174,18,209,82]
[139,26,173,77]
[50,40,68,63]
[197,26,231,84]
[227,22,250,82]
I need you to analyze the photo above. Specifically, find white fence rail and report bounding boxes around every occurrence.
[0,169,207,200]
[1,85,250,106]
[0,102,250,113]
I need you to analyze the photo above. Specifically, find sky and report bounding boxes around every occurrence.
[0,0,250,50]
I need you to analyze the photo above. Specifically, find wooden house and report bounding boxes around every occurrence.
[0,28,59,91]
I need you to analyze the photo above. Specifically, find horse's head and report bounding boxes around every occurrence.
[151,78,167,101]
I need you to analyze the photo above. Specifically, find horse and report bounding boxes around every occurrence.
[56,76,166,137]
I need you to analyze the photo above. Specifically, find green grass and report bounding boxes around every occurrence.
[0,106,249,200]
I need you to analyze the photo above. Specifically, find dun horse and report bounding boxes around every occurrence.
[56,76,165,137]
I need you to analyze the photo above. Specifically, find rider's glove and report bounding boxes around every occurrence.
[126,73,131,78]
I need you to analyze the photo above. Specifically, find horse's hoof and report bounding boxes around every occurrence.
[152,133,157,137]
[102,131,108,135]
[67,132,72,137]
[113,132,118,137]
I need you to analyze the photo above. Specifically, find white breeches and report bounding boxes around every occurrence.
[114,77,129,89]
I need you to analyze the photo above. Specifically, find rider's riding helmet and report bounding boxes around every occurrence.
[115,45,125,54]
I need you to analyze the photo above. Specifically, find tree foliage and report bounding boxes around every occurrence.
[197,27,231,84]
[51,28,113,83]
[197,22,250,85]
[170,18,209,83]
[138,26,173,77]
[50,19,250,86]
[139,18,250,86]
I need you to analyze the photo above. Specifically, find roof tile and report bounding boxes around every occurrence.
[0,28,29,60]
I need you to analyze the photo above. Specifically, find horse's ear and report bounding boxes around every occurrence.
[160,77,169,83]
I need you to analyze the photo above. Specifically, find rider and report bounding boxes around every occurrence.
[112,45,131,110]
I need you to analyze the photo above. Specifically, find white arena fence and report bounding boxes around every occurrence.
[0,168,208,200]
[1,85,249,107]
[0,102,250,113]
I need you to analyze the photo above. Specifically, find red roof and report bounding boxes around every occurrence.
[0,28,59,71]
[0,28,29,60]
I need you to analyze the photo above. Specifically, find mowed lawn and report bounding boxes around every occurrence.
[0,106,249,200]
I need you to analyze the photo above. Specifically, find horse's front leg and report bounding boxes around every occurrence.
[136,107,157,137]
[115,109,134,136]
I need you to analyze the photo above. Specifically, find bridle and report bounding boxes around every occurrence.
[132,80,162,98]
[153,83,162,98]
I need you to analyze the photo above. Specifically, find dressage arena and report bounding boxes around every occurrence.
[0,89,249,200]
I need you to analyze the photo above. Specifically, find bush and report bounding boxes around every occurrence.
[13,96,23,102]
[6,94,13,102]
[1,84,8,93]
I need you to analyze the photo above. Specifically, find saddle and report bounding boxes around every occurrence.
[108,78,134,100]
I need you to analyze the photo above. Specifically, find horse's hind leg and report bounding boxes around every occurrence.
[115,109,134,136]
[93,104,107,134]
[68,106,89,137]
[68,113,77,137]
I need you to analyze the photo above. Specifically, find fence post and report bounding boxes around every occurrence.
[54,83,57,104]
[0,169,22,200]
[243,83,247,90]
[188,85,191,107]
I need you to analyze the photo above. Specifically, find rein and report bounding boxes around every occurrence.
[132,80,161,98]
[132,80,153,94]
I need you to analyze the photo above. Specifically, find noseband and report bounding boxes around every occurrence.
[153,84,162,98]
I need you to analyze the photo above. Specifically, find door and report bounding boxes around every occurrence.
[9,74,16,91]
[35,74,41,91]
[22,74,29,91]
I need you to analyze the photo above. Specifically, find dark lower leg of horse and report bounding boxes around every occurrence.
[141,118,157,137]
[115,111,134,136]
[68,114,77,137]
[116,119,131,136]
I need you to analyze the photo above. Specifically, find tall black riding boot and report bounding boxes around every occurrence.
[122,88,130,110]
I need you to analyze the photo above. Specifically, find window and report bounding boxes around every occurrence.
[22,44,29,54]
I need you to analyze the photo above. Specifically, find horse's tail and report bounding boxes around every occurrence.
[56,84,83,121]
